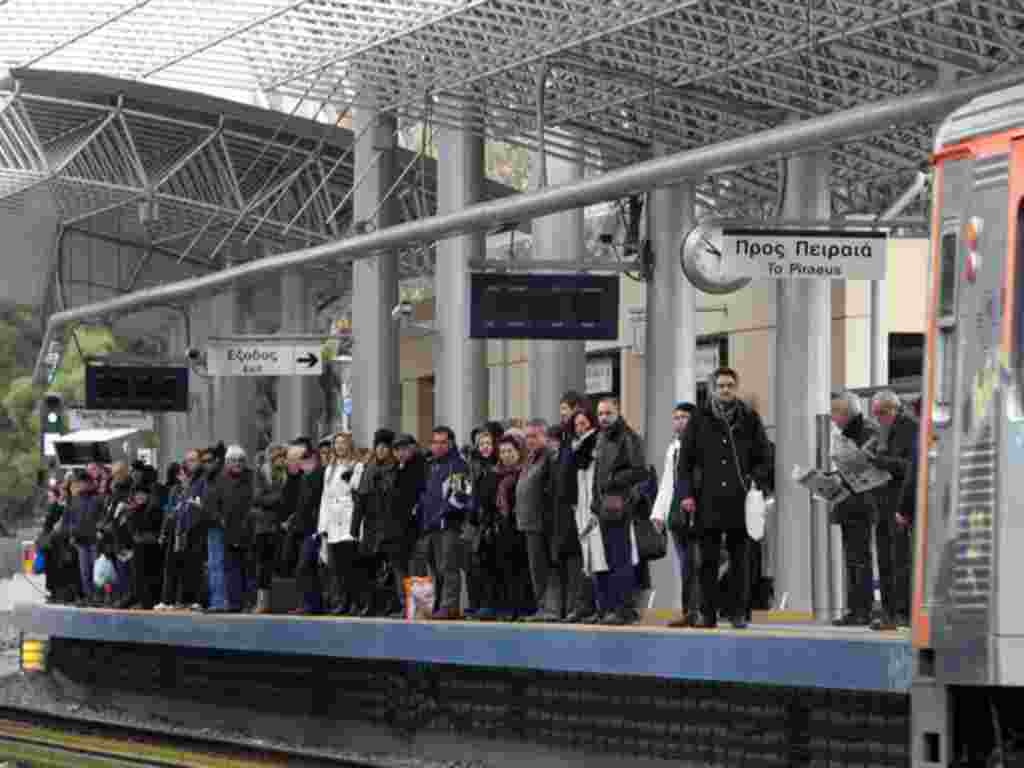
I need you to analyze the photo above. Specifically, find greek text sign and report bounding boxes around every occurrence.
[723,228,887,280]
[207,342,322,377]
[68,410,155,432]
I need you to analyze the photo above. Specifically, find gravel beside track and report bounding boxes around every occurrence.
[0,673,489,768]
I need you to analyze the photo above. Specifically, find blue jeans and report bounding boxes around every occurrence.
[207,528,243,611]
[76,543,97,598]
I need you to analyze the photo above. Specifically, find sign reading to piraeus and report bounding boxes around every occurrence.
[723,228,887,280]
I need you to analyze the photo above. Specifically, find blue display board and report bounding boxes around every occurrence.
[469,273,619,340]
[86,364,190,413]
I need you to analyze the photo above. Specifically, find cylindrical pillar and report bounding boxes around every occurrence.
[435,96,488,446]
[644,175,697,611]
[774,149,831,617]
[276,271,316,442]
[161,314,191,467]
[528,134,586,421]
[210,260,254,456]
[869,281,888,386]
[351,94,401,448]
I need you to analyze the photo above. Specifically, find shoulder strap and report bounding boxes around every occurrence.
[724,421,751,492]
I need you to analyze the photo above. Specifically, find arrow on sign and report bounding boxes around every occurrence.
[297,352,319,369]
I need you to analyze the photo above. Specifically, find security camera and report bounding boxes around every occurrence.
[391,303,413,321]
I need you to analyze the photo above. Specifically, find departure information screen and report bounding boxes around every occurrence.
[469,273,619,340]
[86,364,190,412]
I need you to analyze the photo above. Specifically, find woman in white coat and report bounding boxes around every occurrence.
[318,432,365,616]
[571,407,607,622]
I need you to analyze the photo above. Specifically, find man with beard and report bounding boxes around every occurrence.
[592,399,648,625]
[867,390,919,630]
[678,368,771,629]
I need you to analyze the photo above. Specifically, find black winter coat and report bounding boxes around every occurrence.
[592,419,647,522]
[205,468,255,549]
[295,467,325,537]
[549,441,580,561]
[130,494,164,546]
[354,460,402,555]
[871,413,919,518]
[250,467,284,536]
[468,454,498,553]
[679,402,771,532]
[830,414,879,526]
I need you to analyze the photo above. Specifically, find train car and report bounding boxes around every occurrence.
[912,86,1024,767]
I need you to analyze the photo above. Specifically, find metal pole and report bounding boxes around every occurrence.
[32,65,1024,385]
[814,414,834,624]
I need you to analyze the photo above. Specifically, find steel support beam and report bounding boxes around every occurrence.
[775,148,831,619]
[644,170,697,613]
[528,131,586,423]
[435,95,488,444]
[350,95,401,447]
[32,65,1024,384]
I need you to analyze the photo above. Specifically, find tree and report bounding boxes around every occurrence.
[0,316,125,500]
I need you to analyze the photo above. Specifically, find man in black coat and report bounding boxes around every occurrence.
[204,445,254,612]
[868,390,919,630]
[829,391,879,627]
[285,437,326,615]
[679,367,771,629]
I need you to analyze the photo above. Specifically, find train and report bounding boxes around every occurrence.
[912,85,1024,767]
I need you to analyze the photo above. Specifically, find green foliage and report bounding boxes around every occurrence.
[399,122,531,192]
[0,317,125,498]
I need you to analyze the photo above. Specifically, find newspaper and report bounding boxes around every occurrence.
[792,466,851,506]
[831,446,891,495]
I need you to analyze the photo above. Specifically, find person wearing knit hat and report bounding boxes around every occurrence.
[202,443,253,612]
[373,429,396,449]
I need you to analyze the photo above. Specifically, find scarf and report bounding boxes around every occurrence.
[712,395,741,426]
[495,463,521,519]
[572,431,597,470]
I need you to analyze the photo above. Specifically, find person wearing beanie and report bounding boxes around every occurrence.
[128,480,163,610]
[203,444,253,612]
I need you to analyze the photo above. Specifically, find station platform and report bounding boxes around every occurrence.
[11,603,911,694]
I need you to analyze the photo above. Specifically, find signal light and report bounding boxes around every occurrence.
[41,393,64,434]
[964,217,982,283]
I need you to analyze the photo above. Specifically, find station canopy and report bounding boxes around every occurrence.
[1,0,1021,295]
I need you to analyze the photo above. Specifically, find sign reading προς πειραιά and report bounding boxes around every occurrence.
[722,228,887,280]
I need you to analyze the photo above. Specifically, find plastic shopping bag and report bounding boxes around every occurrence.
[93,554,116,590]
[403,576,435,621]
[745,482,767,542]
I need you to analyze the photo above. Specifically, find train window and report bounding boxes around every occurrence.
[938,232,958,318]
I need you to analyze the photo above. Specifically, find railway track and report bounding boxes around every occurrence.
[0,706,391,767]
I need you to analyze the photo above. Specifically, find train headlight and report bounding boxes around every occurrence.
[964,217,982,283]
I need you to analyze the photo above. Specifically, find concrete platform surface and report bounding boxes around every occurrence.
[12,603,912,693]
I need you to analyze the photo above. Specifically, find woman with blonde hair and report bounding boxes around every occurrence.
[319,432,365,615]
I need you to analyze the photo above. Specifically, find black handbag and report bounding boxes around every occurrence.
[633,517,667,561]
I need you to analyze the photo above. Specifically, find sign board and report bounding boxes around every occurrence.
[42,433,62,458]
[86,364,190,412]
[586,358,615,395]
[723,228,887,280]
[68,409,155,432]
[207,341,323,377]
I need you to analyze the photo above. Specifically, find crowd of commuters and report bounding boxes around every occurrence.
[35,367,918,630]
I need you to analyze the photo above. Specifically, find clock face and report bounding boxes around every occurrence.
[679,223,751,295]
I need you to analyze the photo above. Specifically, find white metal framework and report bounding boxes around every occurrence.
[0,70,524,306]
[4,0,1022,222]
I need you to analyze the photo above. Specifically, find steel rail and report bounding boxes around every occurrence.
[0,705,384,767]
[29,64,1024,385]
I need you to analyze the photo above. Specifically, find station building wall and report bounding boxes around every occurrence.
[397,238,930,444]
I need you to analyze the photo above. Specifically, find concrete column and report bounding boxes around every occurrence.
[528,135,586,422]
[644,176,697,611]
[869,281,888,386]
[209,268,252,455]
[350,96,401,449]
[275,271,316,442]
[774,149,831,617]
[161,315,192,466]
[435,96,488,445]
